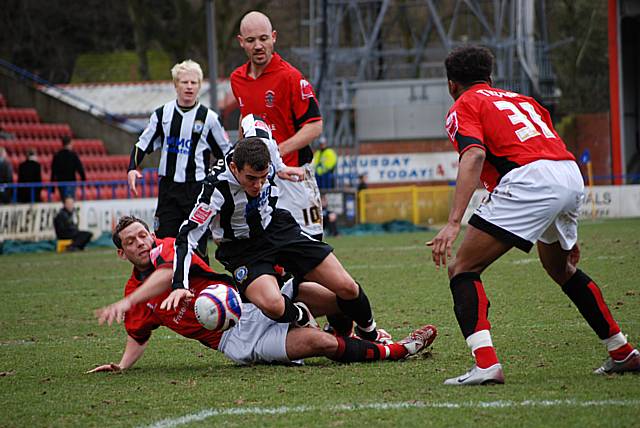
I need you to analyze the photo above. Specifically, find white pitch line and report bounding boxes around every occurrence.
[142,399,640,428]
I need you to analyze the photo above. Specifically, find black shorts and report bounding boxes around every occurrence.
[215,209,334,294]
[155,178,205,238]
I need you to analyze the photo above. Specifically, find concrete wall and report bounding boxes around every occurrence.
[0,69,136,155]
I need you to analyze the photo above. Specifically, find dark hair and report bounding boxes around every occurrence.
[112,215,150,249]
[61,136,71,147]
[445,45,494,86]
[232,137,271,171]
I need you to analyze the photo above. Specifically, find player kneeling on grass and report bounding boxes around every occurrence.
[87,216,437,373]
[427,45,639,386]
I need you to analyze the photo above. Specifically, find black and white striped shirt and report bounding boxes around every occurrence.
[173,152,281,290]
[134,100,231,182]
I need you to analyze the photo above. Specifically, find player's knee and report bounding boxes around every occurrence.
[311,332,339,356]
[259,294,286,319]
[543,262,576,286]
[333,277,359,300]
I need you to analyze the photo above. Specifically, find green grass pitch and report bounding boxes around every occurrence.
[1,218,639,427]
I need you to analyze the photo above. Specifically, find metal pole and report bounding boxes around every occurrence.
[205,0,218,111]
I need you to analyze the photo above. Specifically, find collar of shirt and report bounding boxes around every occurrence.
[241,52,285,79]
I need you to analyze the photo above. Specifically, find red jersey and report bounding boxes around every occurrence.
[123,237,233,349]
[230,53,322,167]
[445,83,575,191]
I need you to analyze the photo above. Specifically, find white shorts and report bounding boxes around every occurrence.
[275,163,323,237]
[470,160,584,252]
[219,281,302,365]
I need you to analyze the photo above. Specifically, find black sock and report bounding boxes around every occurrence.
[336,285,376,337]
[331,336,383,363]
[271,294,301,323]
[450,272,491,339]
[562,269,620,340]
[326,313,354,336]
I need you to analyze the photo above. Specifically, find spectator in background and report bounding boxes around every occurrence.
[17,149,42,203]
[54,196,93,251]
[357,174,368,193]
[321,193,340,237]
[313,137,338,190]
[51,136,86,198]
[0,147,13,203]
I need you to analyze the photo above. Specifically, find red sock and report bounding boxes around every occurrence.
[385,343,409,360]
[474,346,499,369]
[610,343,634,361]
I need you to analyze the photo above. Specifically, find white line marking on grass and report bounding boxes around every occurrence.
[143,399,640,428]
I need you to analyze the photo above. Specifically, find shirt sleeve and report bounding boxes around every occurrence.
[136,108,163,153]
[206,111,232,159]
[445,98,485,157]
[240,114,287,172]
[172,180,222,290]
[124,302,160,345]
[289,72,322,130]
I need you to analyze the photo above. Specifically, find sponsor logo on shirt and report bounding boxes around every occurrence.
[300,79,314,100]
[265,90,275,108]
[190,203,213,224]
[165,135,192,155]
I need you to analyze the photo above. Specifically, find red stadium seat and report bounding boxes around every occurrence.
[0,108,40,124]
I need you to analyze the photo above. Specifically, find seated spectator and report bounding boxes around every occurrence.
[51,136,86,198]
[0,147,13,204]
[17,149,42,203]
[53,196,93,251]
[321,193,340,237]
[313,137,337,190]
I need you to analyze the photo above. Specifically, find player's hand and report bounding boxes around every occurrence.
[85,363,122,374]
[160,289,193,311]
[426,222,461,269]
[95,299,132,326]
[277,166,305,182]
[127,169,142,197]
[568,243,581,267]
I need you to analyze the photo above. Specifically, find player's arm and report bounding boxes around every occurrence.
[207,113,232,157]
[427,146,485,268]
[278,120,323,158]
[86,335,148,373]
[128,109,162,195]
[95,268,174,326]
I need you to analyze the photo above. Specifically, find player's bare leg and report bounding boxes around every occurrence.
[538,241,640,375]
[285,324,437,362]
[444,225,511,385]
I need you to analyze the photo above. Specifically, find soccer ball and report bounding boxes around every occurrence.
[194,284,242,331]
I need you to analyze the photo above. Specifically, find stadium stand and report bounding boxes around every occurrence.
[0,91,156,202]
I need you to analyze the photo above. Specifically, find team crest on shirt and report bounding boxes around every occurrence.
[300,79,314,100]
[193,120,204,134]
[265,90,275,107]
[445,111,458,142]
[234,266,248,283]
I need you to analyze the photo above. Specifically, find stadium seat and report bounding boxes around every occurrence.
[1,123,73,139]
[0,108,40,124]
[0,93,6,107]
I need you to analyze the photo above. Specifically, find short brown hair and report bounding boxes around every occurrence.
[232,137,271,171]
[112,215,150,249]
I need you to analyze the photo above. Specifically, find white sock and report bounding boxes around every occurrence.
[603,332,628,352]
[466,330,494,355]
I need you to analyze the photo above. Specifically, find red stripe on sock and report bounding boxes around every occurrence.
[610,343,634,361]
[473,280,491,333]
[386,343,409,360]
[474,346,499,369]
[587,281,620,337]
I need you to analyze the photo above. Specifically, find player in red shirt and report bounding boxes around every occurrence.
[427,46,639,385]
[231,11,324,239]
[87,216,437,372]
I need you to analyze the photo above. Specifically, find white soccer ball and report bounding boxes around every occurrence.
[194,284,242,331]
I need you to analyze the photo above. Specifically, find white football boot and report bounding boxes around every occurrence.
[594,349,640,375]
[443,363,505,385]
[397,324,438,355]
